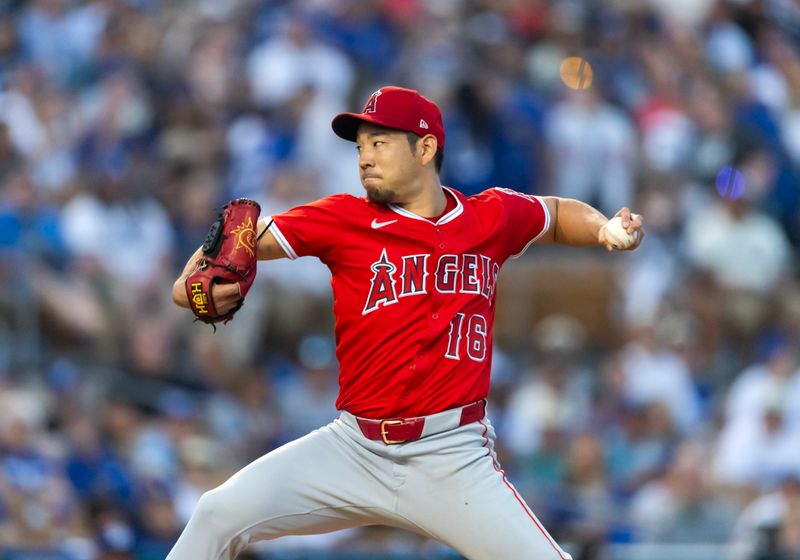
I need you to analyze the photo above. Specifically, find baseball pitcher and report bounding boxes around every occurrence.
[169,86,644,559]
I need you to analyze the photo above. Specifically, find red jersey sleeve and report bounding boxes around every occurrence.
[267,194,350,262]
[483,187,551,259]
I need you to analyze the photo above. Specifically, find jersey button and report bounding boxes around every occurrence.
[431,313,439,320]
[438,243,445,249]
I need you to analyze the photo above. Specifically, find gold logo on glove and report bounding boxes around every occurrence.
[231,217,257,257]
[190,282,209,314]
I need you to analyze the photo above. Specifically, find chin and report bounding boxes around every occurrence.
[365,186,396,205]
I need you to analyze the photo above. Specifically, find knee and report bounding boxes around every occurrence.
[192,486,241,531]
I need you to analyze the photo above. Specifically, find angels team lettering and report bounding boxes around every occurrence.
[363,249,500,315]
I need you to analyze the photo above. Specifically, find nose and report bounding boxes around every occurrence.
[359,148,374,170]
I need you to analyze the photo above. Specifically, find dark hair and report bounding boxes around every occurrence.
[406,132,444,173]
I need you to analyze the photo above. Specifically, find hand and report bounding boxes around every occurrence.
[211,282,243,315]
[599,207,644,251]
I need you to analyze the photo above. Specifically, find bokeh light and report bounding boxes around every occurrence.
[559,56,593,90]
[715,166,745,200]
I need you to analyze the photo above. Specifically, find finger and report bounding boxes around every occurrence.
[616,207,631,228]
[625,228,645,250]
[223,285,243,306]
[627,213,644,234]
[215,283,237,298]
[218,283,240,297]
[212,283,242,312]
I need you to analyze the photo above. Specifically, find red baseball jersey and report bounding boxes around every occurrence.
[268,187,550,419]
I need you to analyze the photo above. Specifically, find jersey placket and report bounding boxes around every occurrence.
[409,224,447,386]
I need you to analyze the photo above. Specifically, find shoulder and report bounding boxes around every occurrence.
[300,193,367,212]
[319,193,364,205]
[469,186,535,200]
[460,188,533,229]
[465,187,507,207]
[470,187,544,209]
[286,194,388,229]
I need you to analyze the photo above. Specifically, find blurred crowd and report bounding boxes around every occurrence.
[1,0,800,559]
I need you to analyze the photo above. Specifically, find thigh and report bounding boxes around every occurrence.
[399,420,573,560]
[204,419,405,541]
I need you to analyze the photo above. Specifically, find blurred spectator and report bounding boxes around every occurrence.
[247,13,352,110]
[64,414,135,510]
[134,480,181,558]
[733,476,800,560]
[186,21,242,110]
[277,335,340,441]
[603,401,676,500]
[317,0,399,78]
[246,11,358,196]
[59,166,175,309]
[617,185,685,330]
[205,368,285,462]
[635,41,694,174]
[629,442,736,543]
[91,501,136,560]
[713,351,800,492]
[684,182,791,297]
[257,167,335,352]
[171,435,226,526]
[503,314,591,457]
[684,77,735,187]
[618,314,702,435]
[0,382,77,549]
[555,434,618,553]
[443,77,545,196]
[0,66,80,193]
[724,333,800,430]
[686,185,794,359]
[713,404,800,492]
[18,0,109,86]
[545,86,636,215]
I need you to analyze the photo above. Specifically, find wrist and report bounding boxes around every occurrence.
[597,220,608,245]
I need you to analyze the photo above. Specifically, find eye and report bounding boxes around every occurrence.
[374,141,384,147]
[356,145,362,152]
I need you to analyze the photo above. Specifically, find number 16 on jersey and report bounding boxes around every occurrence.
[445,313,488,362]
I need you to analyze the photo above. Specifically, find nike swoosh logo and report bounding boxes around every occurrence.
[371,218,398,229]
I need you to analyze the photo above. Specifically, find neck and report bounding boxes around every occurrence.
[394,177,446,218]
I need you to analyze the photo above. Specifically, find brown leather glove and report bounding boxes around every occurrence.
[185,199,260,324]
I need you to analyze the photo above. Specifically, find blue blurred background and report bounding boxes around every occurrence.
[1,0,800,559]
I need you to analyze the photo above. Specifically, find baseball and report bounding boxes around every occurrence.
[602,216,639,250]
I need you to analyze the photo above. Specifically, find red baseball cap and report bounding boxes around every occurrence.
[332,86,445,151]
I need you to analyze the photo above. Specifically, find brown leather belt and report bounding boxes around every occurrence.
[355,399,486,445]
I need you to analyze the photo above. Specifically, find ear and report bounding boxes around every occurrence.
[418,134,438,166]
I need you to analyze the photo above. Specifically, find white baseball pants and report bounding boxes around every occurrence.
[166,405,572,560]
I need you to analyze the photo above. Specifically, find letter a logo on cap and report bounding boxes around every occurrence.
[363,90,381,114]
[419,119,429,129]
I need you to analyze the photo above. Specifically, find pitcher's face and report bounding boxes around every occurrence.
[356,123,419,204]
